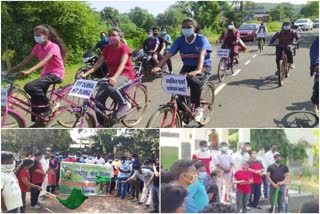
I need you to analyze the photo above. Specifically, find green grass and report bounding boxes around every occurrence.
[161,146,179,170]
[206,34,221,44]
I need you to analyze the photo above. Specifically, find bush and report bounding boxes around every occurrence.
[266,21,282,32]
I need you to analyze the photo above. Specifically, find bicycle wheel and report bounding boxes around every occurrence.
[198,82,215,126]
[146,105,182,128]
[218,58,227,82]
[9,88,30,117]
[1,110,25,128]
[122,85,148,128]
[278,60,285,86]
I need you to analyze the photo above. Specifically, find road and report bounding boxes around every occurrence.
[20,29,318,128]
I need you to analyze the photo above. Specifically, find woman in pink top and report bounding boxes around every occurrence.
[8,25,66,125]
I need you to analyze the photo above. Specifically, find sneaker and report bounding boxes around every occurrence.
[288,63,295,69]
[138,202,144,205]
[116,103,131,118]
[31,205,41,209]
[194,107,204,123]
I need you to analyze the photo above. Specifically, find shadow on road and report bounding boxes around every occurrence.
[274,111,319,128]
[286,101,314,112]
[227,74,279,90]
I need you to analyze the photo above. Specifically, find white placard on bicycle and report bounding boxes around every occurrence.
[162,75,189,96]
[1,88,8,106]
[69,79,98,99]
[216,49,230,58]
[257,33,265,38]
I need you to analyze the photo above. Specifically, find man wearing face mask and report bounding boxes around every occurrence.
[1,152,23,213]
[232,143,250,171]
[39,151,50,199]
[117,156,130,199]
[257,146,269,199]
[248,151,264,209]
[215,142,234,203]
[153,27,166,64]
[160,27,173,73]
[266,153,289,213]
[142,29,160,64]
[91,32,109,52]
[265,144,278,169]
[192,140,212,175]
[269,21,300,71]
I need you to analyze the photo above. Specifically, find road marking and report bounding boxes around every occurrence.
[252,54,257,58]
[231,69,241,76]
[44,208,54,213]
[244,60,251,65]
[215,83,226,96]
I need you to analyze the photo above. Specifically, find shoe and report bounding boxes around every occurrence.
[40,109,52,117]
[255,206,262,209]
[288,63,295,69]
[31,205,41,209]
[116,103,131,118]
[194,107,204,123]
[247,206,251,210]
[138,202,144,205]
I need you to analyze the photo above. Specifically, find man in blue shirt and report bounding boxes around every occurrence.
[310,36,319,114]
[92,32,109,52]
[160,27,173,73]
[117,156,130,199]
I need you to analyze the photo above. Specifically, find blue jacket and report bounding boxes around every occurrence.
[310,36,319,76]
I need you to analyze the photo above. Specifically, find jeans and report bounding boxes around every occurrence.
[30,182,42,206]
[269,185,286,213]
[24,74,61,121]
[131,179,140,199]
[20,192,26,213]
[262,175,269,197]
[46,185,56,194]
[249,183,261,207]
[152,185,159,212]
[275,45,293,69]
[117,177,128,198]
[236,191,250,213]
[180,65,211,108]
[95,75,130,125]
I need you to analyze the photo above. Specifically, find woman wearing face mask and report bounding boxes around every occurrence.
[16,159,42,213]
[152,18,212,121]
[46,155,59,194]
[234,161,254,213]
[81,27,135,124]
[141,29,160,64]
[7,25,66,126]
[1,152,23,213]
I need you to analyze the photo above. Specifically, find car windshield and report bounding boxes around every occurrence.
[295,19,308,23]
[314,19,319,23]
[239,24,256,30]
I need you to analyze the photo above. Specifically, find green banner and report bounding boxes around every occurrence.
[59,162,111,195]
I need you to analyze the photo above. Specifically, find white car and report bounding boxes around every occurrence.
[294,18,313,31]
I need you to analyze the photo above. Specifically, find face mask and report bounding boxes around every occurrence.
[183,173,196,184]
[246,147,251,151]
[283,26,290,31]
[182,28,194,37]
[100,36,107,41]
[108,159,112,163]
[1,162,15,172]
[134,170,139,174]
[241,151,245,155]
[108,36,119,46]
[127,160,132,164]
[201,147,208,152]
[34,36,45,44]
[198,171,207,180]
[147,33,153,38]
[275,160,281,164]
[228,25,234,30]
[160,31,166,35]
[221,146,228,152]
[252,154,257,159]
[132,159,135,162]
[258,150,265,155]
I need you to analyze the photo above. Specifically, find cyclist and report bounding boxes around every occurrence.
[142,29,160,65]
[152,17,212,122]
[152,27,165,63]
[257,22,268,45]
[309,36,319,115]
[216,21,241,65]
[81,27,135,124]
[291,21,302,49]
[91,32,109,52]
[269,22,300,71]
[6,25,66,125]
[160,27,173,73]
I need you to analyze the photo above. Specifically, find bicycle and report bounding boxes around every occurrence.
[146,71,215,128]
[60,73,149,128]
[216,41,239,82]
[270,44,291,87]
[257,33,266,52]
[1,73,84,128]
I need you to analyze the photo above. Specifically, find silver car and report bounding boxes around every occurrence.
[294,18,313,31]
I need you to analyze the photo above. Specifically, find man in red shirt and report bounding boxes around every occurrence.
[234,161,253,213]
[192,140,212,175]
[248,151,264,209]
[30,152,46,209]
[63,154,77,163]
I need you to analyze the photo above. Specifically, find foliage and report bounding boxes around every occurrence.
[300,1,319,20]
[128,7,157,31]
[288,139,310,161]
[266,21,282,32]
[228,129,239,149]
[100,6,120,27]
[270,3,295,22]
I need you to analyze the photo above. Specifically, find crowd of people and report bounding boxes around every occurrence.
[161,140,319,213]
[1,150,160,213]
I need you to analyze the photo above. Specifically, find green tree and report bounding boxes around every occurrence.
[300,1,319,20]
[128,7,157,30]
[231,1,244,25]
[228,129,239,150]
[288,139,310,162]
[100,7,120,27]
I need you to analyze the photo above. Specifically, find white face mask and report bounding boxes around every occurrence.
[283,26,290,31]
[228,25,234,30]
[147,33,153,38]
[201,147,209,152]
[1,162,15,172]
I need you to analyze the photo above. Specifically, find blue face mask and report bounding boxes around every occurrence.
[134,170,139,174]
[100,36,107,42]
[182,28,194,37]
[283,26,290,31]
[108,159,112,163]
[160,31,166,35]
[127,160,132,164]
[34,36,45,44]
[198,171,207,180]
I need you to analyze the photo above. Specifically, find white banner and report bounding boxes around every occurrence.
[162,75,189,96]
[257,33,265,38]
[1,88,8,106]
[216,49,230,58]
[69,79,98,99]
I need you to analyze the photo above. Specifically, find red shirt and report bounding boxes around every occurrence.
[234,170,253,194]
[192,151,212,174]
[31,163,44,184]
[249,160,263,184]
[102,43,135,80]
[63,158,77,163]
[18,168,30,192]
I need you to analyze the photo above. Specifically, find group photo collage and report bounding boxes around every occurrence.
[1,0,319,213]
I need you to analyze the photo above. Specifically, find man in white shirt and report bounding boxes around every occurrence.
[192,140,212,175]
[257,146,269,199]
[232,143,250,171]
[94,154,105,165]
[39,151,50,199]
[104,158,114,195]
[1,152,23,213]
[85,155,95,164]
[117,156,131,199]
[265,144,278,168]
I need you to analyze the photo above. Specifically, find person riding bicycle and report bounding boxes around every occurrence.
[141,29,160,65]
[216,21,241,65]
[152,27,166,64]
[91,32,109,53]
[81,27,135,124]
[257,22,268,44]
[309,36,319,114]
[291,21,302,49]
[6,25,66,125]
[152,17,212,122]
[160,27,173,73]
[269,21,300,71]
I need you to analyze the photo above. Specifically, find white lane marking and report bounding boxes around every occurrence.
[44,208,54,213]
[215,83,226,96]
[252,54,257,58]
[244,60,251,65]
[231,69,241,76]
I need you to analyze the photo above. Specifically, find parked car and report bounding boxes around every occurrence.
[313,19,319,28]
[294,18,313,31]
[238,24,259,42]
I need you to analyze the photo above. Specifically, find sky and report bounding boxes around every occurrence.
[87,0,310,16]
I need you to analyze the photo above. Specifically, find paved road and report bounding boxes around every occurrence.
[19,29,318,128]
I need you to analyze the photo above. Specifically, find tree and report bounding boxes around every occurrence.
[300,1,319,19]
[128,7,156,31]
[288,139,310,162]
[100,7,120,27]
[231,1,244,25]
[156,7,185,37]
